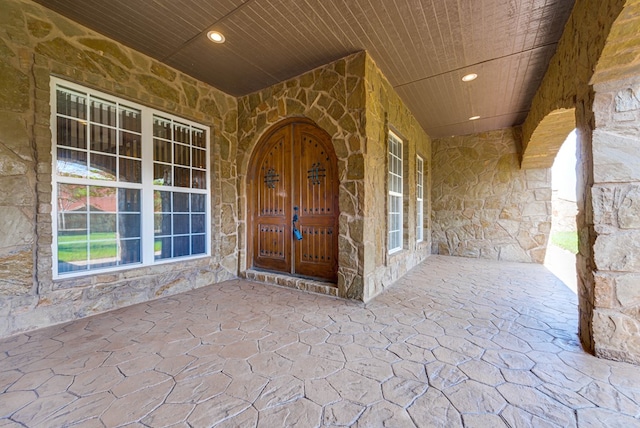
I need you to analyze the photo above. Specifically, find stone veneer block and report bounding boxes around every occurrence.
[594,231,640,271]
[432,129,551,264]
[593,130,640,183]
[616,273,640,307]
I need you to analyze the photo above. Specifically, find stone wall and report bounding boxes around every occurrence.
[591,75,640,364]
[236,52,368,299]
[0,0,238,337]
[236,52,431,301]
[521,0,640,362]
[362,55,431,300]
[432,128,551,263]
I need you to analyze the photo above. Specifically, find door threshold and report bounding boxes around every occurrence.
[243,269,339,298]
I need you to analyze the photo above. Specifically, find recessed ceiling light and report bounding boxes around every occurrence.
[462,73,478,82]
[469,115,481,121]
[207,31,225,43]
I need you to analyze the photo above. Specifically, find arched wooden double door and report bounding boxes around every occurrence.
[248,119,339,282]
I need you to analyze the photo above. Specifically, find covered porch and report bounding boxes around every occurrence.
[2,256,639,426]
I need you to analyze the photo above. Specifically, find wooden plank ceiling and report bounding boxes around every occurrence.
[36,0,575,138]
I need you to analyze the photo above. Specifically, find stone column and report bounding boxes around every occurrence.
[590,76,640,364]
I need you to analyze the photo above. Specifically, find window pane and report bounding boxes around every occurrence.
[192,148,206,169]
[57,117,87,149]
[90,124,116,154]
[90,214,116,235]
[155,237,172,260]
[154,163,172,186]
[119,214,141,238]
[154,138,172,162]
[192,170,206,189]
[54,81,210,274]
[120,239,141,264]
[191,194,205,212]
[120,107,141,133]
[89,241,117,270]
[192,128,205,148]
[174,143,190,166]
[192,214,205,234]
[57,149,88,179]
[120,131,141,158]
[173,193,189,212]
[174,167,190,188]
[192,234,205,255]
[58,242,87,273]
[154,190,171,212]
[155,213,172,236]
[58,212,87,233]
[119,189,140,212]
[57,88,87,119]
[119,158,141,183]
[91,97,117,126]
[173,213,189,235]
[174,123,190,144]
[173,236,190,257]
[90,153,116,181]
[153,117,172,139]
[89,186,116,211]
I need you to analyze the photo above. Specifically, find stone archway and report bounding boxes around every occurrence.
[521,108,576,169]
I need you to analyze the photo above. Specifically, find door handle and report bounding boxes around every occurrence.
[292,206,302,240]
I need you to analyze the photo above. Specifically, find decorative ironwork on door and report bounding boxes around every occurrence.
[263,167,279,189]
[307,162,326,185]
[250,121,339,282]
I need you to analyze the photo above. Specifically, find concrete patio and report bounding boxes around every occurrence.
[1,255,639,427]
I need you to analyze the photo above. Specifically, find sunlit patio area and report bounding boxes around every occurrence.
[1,255,640,427]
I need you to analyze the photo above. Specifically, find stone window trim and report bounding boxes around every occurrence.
[416,154,424,243]
[387,129,404,255]
[50,77,211,280]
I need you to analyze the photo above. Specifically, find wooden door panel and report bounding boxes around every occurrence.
[253,127,291,273]
[293,125,339,282]
[257,223,286,260]
[250,120,339,283]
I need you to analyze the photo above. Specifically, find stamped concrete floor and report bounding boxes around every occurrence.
[2,256,640,427]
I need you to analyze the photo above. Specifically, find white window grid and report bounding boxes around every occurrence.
[417,155,424,242]
[51,77,211,279]
[388,131,403,254]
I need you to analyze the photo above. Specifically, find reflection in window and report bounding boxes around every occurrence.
[417,156,424,242]
[57,184,141,273]
[388,131,403,253]
[53,80,210,277]
[154,192,207,260]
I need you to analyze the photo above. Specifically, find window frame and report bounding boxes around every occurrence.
[51,77,211,279]
[416,155,424,243]
[388,130,403,254]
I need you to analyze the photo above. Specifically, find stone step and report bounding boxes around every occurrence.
[243,269,339,298]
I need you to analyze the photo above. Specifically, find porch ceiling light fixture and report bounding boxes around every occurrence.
[207,31,225,43]
[462,73,478,82]
[469,115,481,120]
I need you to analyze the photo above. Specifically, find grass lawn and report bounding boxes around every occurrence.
[551,231,578,254]
[58,233,159,261]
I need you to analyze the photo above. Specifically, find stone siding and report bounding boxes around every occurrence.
[236,52,431,301]
[0,0,238,337]
[236,52,368,299]
[361,55,431,300]
[432,129,551,264]
[522,0,640,362]
[591,75,640,364]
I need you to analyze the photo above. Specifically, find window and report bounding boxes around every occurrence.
[416,155,424,242]
[52,78,210,278]
[388,131,403,253]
